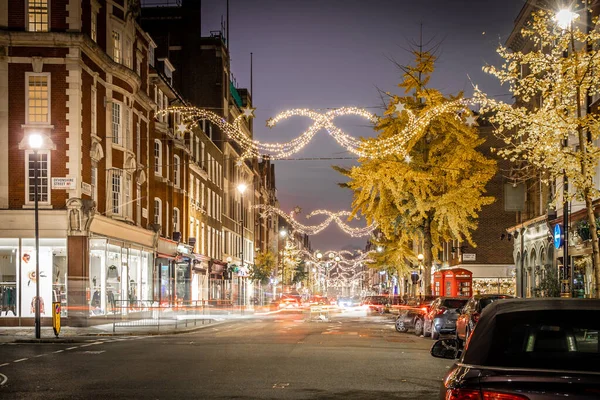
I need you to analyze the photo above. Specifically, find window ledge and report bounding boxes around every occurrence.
[22,204,53,209]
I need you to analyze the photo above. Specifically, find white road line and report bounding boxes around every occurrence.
[80,342,103,347]
[13,358,28,363]
[0,372,7,386]
[0,363,9,368]
[65,347,78,351]
[34,354,45,358]
[53,350,64,353]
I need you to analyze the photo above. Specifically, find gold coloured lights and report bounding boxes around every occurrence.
[253,205,377,237]
[158,101,478,161]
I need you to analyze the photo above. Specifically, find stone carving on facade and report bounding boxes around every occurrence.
[90,139,104,162]
[66,198,96,236]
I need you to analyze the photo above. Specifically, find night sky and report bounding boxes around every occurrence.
[200,0,527,252]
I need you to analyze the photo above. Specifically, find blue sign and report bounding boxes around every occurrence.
[554,224,563,249]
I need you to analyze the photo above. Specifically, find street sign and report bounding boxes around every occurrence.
[52,177,76,190]
[554,224,563,249]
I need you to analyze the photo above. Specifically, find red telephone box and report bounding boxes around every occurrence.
[433,268,472,297]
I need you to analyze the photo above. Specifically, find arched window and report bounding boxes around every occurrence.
[173,155,180,188]
[154,139,162,176]
[154,197,162,232]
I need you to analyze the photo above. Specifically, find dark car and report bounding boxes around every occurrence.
[394,295,437,335]
[431,298,600,399]
[361,295,389,314]
[423,297,468,340]
[455,294,513,345]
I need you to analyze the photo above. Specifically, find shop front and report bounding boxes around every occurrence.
[191,253,210,304]
[209,259,230,306]
[0,210,68,326]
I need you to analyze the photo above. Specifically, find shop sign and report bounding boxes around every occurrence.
[456,274,471,278]
[142,208,148,219]
[81,182,92,196]
[462,253,476,261]
[177,244,190,254]
[52,177,76,190]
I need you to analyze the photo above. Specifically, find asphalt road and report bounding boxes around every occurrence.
[0,309,452,399]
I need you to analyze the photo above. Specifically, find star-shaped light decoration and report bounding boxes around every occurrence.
[464,113,479,127]
[394,102,406,114]
[176,123,187,135]
[241,105,256,119]
[235,158,244,167]
[293,206,302,215]
[266,118,275,128]
[404,154,412,163]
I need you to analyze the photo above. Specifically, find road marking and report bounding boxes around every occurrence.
[272,383,289,389]
[80,342,103,347]
[0,363,9,368]
[79,350,105,354]
[53,350,64,353]
[34,354,45,358]
[0,372,7,386]
[13,358,28,363]
[65,347,78,351]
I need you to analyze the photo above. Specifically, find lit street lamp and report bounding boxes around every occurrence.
[29,133,44,339]
[237,183,247,312]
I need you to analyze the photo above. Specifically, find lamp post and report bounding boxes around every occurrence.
[28,133,43,339]
[556,8,579,298]
[417,253,424,297]
[237,183,247,312]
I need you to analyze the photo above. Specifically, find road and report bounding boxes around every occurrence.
[0,309,452,399]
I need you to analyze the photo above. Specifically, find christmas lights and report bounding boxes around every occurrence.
[253,205,377,237]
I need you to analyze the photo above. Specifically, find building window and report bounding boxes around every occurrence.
[112,102,121,145]
[124,38,132,68]
[91,166,97,203]
[125,173,132,219]
[173,155,180,188]
[173,207,180,234]
[112,31,122,64]
[111,170,122,215]
[154,198,162,227]
[124,106,131,149]
[154,140,162,175]
[90,9,97,42]
[26,151,50,204]
[26,73,50,124]
[149,45,155,67]
[28,0,49,32]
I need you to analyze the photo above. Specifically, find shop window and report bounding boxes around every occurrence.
[27,0,49,32]
[26,151,50,205]
[0,239,19,317]
[21,238,67,318]
[26,73,50,124]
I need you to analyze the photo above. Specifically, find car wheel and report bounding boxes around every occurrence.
[395,318,408,333]
[431,325,440,340]
[414,318,424,336]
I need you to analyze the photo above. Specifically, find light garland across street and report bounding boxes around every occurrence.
[253,205,377,237]
[158,99,478,161]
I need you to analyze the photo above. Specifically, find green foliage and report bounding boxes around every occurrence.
[534,267,561,298]
[251,250,276,285]
[292,260,308,284]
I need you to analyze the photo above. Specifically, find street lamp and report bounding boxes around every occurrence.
[555,8,578,30]
[237,183,247,311]
[29,133,43,339]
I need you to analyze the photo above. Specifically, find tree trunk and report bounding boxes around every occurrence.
[423,214,433,296]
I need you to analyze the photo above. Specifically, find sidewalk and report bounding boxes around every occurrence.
[0,312,257,343]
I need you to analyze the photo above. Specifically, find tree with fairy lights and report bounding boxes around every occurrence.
[337,45,496,295]
[474,8,600,298]
[251,250,277,285]
[281,239,302,289]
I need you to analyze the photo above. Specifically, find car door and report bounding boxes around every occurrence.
[425,298,440,334]
[456,298,472,340]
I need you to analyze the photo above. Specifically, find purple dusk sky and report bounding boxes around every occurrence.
[200,0,526,252]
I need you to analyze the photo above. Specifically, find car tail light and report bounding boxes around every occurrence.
[435,306,447,317]
[446,389,529,400]
[472,312,480,322]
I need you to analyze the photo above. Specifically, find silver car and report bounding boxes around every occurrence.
[423,297,468,340]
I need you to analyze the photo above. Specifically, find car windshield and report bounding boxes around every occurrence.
[441,299,468,309]
[483,310,600,372]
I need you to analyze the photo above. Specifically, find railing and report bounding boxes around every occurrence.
[111,300,221,333]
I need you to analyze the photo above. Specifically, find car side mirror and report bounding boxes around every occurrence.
[430,339,461,360]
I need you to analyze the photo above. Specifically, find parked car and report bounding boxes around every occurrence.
[431,298,600,399]
[385,295,406,314]
[423,297,468,340]
[394,295,437,335]
[455,294,513,345]
[361,295,389,314]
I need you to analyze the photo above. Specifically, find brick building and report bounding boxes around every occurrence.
[0,0,278,326]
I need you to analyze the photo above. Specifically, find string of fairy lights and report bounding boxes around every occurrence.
[300,249,375,287]
[157,98,478,162]
[252,205,377,237]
